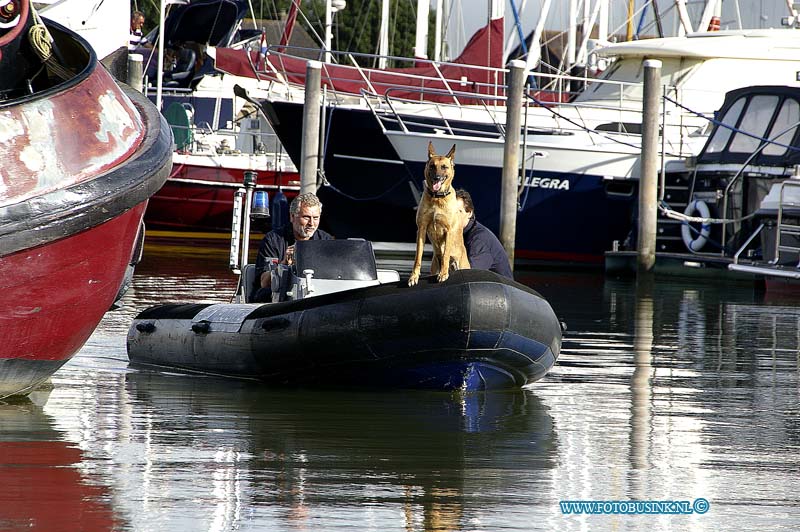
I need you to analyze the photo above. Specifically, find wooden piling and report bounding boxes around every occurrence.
[500,60,526,270]
[637,59,662,273]
[127,53,143,93]
[300,61,322,194]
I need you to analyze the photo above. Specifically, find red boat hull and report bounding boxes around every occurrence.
[145,160,299,231]
[0,204,147,396]
[0,20,172,397]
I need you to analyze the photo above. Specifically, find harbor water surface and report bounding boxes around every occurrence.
[3,250,799,531]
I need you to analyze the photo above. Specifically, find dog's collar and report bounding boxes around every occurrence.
[425,183,452,198]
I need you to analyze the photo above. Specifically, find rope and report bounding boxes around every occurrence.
[314,103,413,201]
[28,6,72,81]
[658,200,759,224]
[27,24,52,61]
[321,171,413,202]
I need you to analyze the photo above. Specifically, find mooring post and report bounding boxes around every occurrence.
[301,61,322,194]
[127,53,143,93]
[240,171,258,270]
[500,60,526,270]
[637,59,662,273]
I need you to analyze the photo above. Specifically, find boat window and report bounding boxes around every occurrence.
[729,95,780,153]
[295,239,378,281]
[704,97,746,154]
[576,58,697,105]
[762,98,800,156]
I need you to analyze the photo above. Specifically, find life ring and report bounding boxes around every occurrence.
[681,200,711,252]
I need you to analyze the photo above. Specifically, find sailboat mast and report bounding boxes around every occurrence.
[698,0,721,31]
[155,0,165,110]
[675,0,694,35]
[378,0,389,68]
[325,0,333,62]
[598,0,609,41]
[524,0,552,73]
[415,0,429,59]
[434,0,443,61]
[567,0,577,68]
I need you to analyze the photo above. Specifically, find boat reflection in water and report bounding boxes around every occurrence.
[6,257,800,530]
[0,390,118,531]
[123,371,555,530]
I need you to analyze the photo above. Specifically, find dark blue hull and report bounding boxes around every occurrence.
[263,99,420,242]
[127,270,562,391]
[404,161,636,264]
[262,100,636,265]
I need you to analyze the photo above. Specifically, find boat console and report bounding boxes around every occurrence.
[268,239,399,302]
[228,172,400,304]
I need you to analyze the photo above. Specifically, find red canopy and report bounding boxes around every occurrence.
[214,18,505,104]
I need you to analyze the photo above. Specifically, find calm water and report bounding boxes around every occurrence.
[2,248,800,531]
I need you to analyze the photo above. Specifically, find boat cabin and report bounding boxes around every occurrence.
[606,85,800,277]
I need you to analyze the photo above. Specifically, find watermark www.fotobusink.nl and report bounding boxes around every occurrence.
[560,498,710,515]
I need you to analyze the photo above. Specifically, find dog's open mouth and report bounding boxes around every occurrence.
[431,176,445,192]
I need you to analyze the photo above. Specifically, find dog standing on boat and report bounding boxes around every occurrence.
[408,142,470,286]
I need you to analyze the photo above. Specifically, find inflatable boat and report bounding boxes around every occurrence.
[127,176,563,391]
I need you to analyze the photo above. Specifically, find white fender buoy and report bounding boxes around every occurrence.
[681,200,711,252]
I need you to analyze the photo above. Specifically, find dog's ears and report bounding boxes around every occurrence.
[427,142,456,161]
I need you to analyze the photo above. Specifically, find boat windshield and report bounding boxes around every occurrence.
[705,94,800,157]
[575,57,699,105]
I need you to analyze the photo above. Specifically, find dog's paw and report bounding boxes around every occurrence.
[408,272,420,286]
[437,271,449,283]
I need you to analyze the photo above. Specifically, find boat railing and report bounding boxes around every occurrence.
[259,45,704,143]
[731,224,766,265]
[772,178,800,264]
[717,120,800,251]
[260,44,492,94]
[168,120,295,171]
[368,82,695,156]
[259,44,618,106]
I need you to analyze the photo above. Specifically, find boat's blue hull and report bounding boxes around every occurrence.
[262,100,635,266]
[403,160,636,265]
[127,270,562,391]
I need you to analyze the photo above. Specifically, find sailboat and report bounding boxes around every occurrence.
[134,0,301,234]
[227,1,800,264]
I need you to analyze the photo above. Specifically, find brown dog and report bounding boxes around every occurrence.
[408,142,470,286]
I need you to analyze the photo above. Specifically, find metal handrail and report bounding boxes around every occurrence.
[719,121,800,251]
[732,223,764,265]
[774,179,800,263]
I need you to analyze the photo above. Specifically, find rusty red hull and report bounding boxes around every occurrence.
[145,159,299,231]
[0,21,172,398]
[0,205,146,395]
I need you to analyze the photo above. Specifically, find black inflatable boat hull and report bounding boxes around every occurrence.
[127,270,562,391]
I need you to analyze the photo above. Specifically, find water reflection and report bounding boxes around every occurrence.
[532,273,800,530]
[121,373,556,531]
[631,278,655,472]
[0,390,119,531]
[4,256,797,531]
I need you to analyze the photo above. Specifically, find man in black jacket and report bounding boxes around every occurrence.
[456,189,513,279]
[252,192,333,301]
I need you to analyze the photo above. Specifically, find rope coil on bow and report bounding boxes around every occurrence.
[27,5,72,81]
